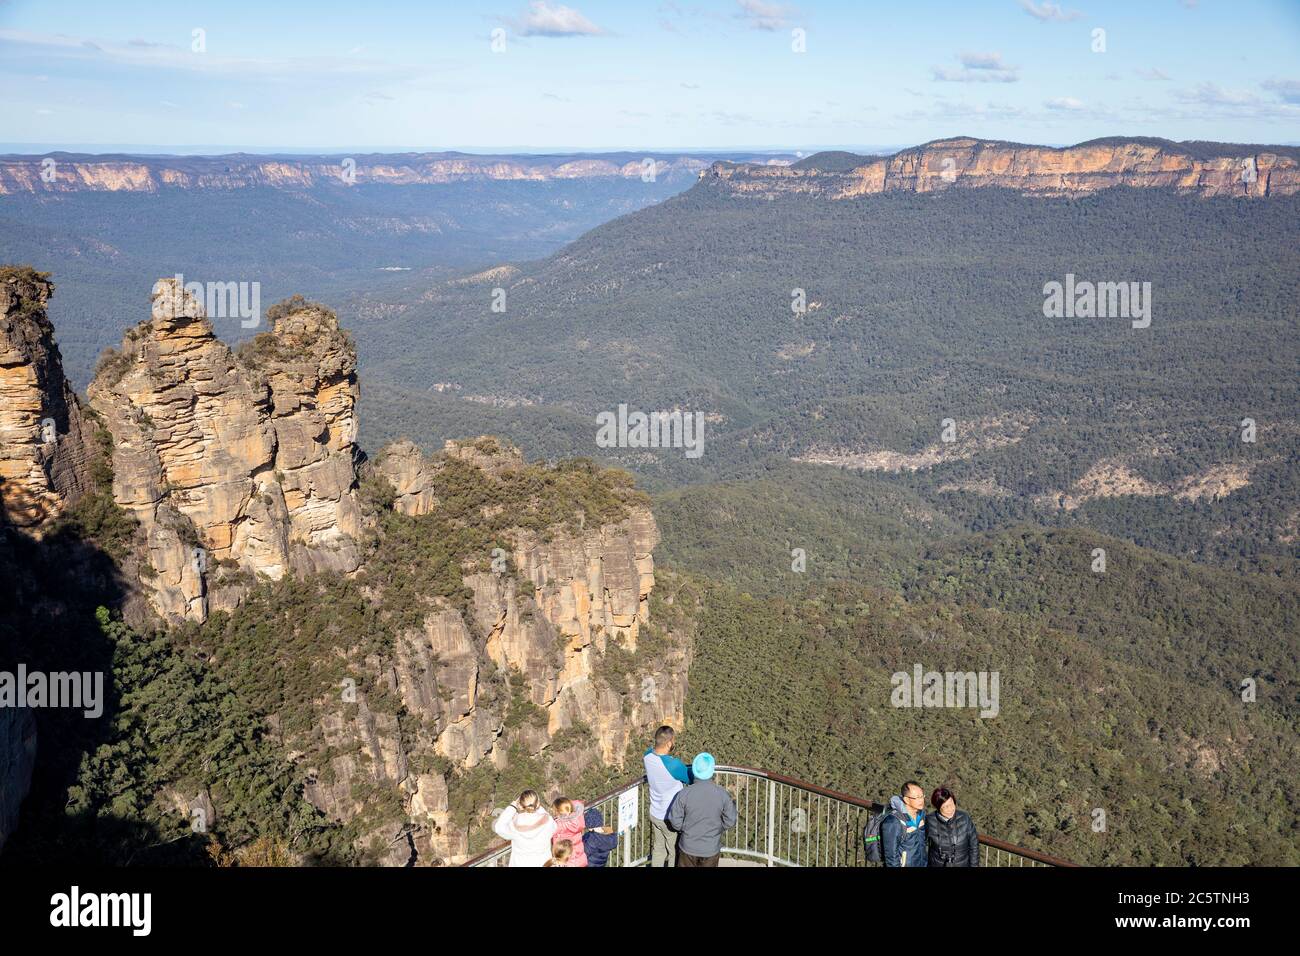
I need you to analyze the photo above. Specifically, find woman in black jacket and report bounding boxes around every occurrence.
[927,787,980,867]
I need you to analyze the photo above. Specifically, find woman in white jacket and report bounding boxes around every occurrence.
[492,790,557,867]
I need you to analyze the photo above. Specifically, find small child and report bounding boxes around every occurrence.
[545,839,580,867]
[551,797,589,867]
[582,806,619,868]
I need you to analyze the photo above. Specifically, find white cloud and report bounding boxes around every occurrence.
[1262,78,1300,104]
[735,0,798,31]
[518,2,606,37]
[899,98,1025,122]
[1019,1,1084,22]
[933,52,1018,83]
[1175,82,1260,107]
[1131,81,1300,122]
[711,109,760,124]
[0,27,425,81]
[1045,96,1085,111]
[961,52,1010,70]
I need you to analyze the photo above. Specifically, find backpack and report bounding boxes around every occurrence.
[863,808,903,863]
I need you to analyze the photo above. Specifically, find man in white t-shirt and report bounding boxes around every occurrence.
[643,725,693,867]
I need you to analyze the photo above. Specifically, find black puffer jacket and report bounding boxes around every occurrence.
[927,809,980,867]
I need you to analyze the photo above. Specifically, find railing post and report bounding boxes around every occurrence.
[623,789,632,869]
[766,779,776,866]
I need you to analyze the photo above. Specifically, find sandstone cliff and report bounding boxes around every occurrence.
[0,268,96,858]
[1,270,688,866]
[703,137,1300,199]
[0,152,788,195]
[0,268,92,531]
[295,437,683,865]
[86,280,362,623]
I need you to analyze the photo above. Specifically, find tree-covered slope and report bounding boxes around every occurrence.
[354,184,1298,567]
[676,575,1298,866]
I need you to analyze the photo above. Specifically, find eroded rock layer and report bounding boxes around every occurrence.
[0,268,91,531]
[87,280,362,622]
[320,439,683,864]
[705,137,1300,199]
[0,154,738,194]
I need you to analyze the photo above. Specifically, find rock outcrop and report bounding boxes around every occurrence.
[306,438,682,865]
[373,439,441,515]
[0,268,92,531]
[704,137,1300,199]
[1035,459,1255,511]
[86,280,363,623]
[1,270,688,865]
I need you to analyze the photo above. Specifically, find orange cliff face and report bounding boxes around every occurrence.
[4,139,1294,197]
[0,154,721,194]
[0,268,92,532]
[703,137,1300,199]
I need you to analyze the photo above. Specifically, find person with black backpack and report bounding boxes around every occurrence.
[864,780,928,867]
[926,787,980,867]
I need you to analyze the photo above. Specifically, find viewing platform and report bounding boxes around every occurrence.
[465,764,1076,867]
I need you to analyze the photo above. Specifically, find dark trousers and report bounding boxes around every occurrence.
[675,849,720,867]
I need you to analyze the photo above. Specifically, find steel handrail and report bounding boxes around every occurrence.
[728,766,1078,867]
[463,764,1076,867]
[463,772,646,867]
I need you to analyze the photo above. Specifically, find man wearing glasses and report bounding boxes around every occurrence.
[881,780,929,867]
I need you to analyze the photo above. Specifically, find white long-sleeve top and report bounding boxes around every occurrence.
[492,805,558,867]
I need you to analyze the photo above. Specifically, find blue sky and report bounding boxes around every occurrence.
[1,0,1297,153]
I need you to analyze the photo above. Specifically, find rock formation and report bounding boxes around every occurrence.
[307,438,682,864]
[0,268,95,859]
[704,137,1300,199]
[0,267,92,530]
[373,439,439,515]
[1,270,688,865]
[86,280,362,623]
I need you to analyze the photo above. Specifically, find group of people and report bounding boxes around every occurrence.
[490,727,979,868]
[876,779,981,867]
[491,725,738,867]
[490,790,621,867]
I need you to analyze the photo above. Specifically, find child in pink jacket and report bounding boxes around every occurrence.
[551,797,589,867]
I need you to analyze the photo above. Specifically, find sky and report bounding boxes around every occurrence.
[1,0,1298,153]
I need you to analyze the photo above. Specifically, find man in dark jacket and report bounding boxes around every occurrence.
[665,752,737,867]
[926,787,980,867]
[582,807,619,867]
[881,781,928,867]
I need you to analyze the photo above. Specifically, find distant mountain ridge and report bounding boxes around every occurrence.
[709,136,1300,198]
[0,150,794,194]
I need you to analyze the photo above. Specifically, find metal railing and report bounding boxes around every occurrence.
[464,765,1076,867]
